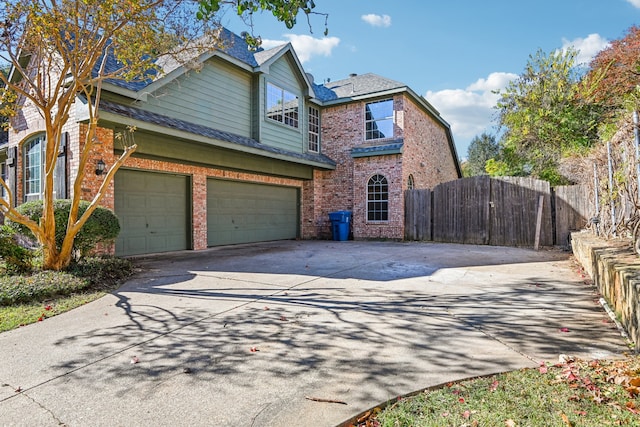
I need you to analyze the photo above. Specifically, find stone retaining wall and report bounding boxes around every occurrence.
[571,231,640,350]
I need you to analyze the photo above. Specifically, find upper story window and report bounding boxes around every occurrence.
[24,134,44,201]
[365,99,393,140]
[308,106,320,152]
[367,174,389,221]
[266,82,299,128]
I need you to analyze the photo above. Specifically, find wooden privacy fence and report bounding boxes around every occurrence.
[405,176,591,248]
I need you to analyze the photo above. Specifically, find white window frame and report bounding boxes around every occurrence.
[266,82,299,129]
[365,99,394,141]
[367,174,389,222]
[24,135,44,201]
[0,161,6,198]
[308,106,320,152]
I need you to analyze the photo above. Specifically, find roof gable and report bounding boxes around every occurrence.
[102,27,259,97]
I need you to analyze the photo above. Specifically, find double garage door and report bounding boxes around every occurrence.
[115,170,298,256]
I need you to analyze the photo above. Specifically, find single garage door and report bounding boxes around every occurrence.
[207,179,298,246]
[115,169,190,256]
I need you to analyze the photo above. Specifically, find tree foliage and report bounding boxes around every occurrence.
[582,26,640,114]
[0,0,325,270]
[495,48,601,185]
[465,133,499,176]
[198,0,328,46]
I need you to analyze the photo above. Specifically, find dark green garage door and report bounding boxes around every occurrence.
[115,170,190,256]
[207,179,298,246]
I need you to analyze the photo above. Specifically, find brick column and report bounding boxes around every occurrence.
[192,173,208,250]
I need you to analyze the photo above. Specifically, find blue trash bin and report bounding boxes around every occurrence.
[328,211,351,241]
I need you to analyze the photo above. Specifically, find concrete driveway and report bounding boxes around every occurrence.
[0,241,630,426]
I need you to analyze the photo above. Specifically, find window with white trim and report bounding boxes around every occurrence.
[0,161,6,198]
[308,106,320,152]
[407,174,414,190]
[365,99,393,140]
[24,135,44,201]
[266,82,299,128]
[367,174,389,221]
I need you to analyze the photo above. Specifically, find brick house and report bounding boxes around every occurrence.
[0,29,460,256]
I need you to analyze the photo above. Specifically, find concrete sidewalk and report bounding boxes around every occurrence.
[0,241,630,426]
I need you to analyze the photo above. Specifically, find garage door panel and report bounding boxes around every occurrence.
[207,179,298,246]
[116,170,189,256]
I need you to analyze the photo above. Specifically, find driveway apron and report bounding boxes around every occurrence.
[0,241,629,426]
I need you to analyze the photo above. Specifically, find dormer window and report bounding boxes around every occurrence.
[266,82,299,128]
[365,99,393,140]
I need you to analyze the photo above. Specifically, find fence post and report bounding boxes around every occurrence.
[608,141,616,234]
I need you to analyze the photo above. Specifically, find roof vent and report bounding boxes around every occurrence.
[349,73,357,78]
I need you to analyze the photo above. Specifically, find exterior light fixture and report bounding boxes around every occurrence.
[95,159,106,175]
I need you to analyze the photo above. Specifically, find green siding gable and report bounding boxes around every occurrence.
[140,59,252,138]
[259,55,307,154]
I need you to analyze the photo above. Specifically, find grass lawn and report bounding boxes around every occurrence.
[0,257,134,333]
[352,356,640,427]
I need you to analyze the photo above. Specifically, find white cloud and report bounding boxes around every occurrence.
[361,14,392,28]
[261,34,340,63]
[425,72,518,157]
[561,33,610,65]
[627,0,640,8]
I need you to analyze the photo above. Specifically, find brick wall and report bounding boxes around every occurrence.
[402,96,459,189]
[317,93,456,240]
[353,154,404,239]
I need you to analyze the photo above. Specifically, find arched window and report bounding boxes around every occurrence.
[367,174,388,221]
[407,174,415,190]
[24,134,44,201]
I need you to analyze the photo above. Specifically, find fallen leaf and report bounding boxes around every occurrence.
[559,328,570,333]
[458,397,465,403]
[539,364,548,374]
[489,380,499,391]
[505,419,516,427]
[279,315,288,321]
[130,356,139,364]
[44,305,52,311]
[264,306,270,310]
[462,410,471,419]
[14,386,21,393]
[574,410,586,416]
[629,377,640,387]
[441,412,449,417]
[560,412,573,426]
[250,347,259,352]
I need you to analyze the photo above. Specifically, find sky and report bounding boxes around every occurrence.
[224,0,640,160]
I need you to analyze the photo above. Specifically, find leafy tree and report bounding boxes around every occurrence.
[465,133,499,176]
[0,0,325,270]
[198,0,328,44]
[582,25,640,114]
[495,48,601,185]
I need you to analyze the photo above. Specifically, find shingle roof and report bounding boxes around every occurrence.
[351,139,404,157]
[254,43,289,66]
[101,28,258,92]
[99,100,336,168]
[313,73,407,101]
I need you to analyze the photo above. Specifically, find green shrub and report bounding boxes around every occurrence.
[0,271,89,306]
[0,225,35,275]
[9,200,120,259]
[66,256,133,289]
